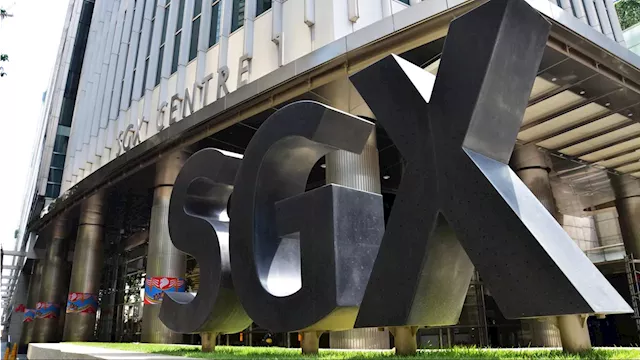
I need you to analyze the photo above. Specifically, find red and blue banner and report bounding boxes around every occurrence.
[14,304,25,313]
[36,302,60,319]
[144,277,186,305]
[23,309,35,323]
[66,292,98,314]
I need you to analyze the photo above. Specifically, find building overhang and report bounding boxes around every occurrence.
[28,0,640,235]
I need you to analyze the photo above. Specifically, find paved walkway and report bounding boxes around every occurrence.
[29,343,193,360]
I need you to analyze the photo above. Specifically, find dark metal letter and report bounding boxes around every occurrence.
[159,149,252,333]
[230,101,385,332]
[352,0,631,328]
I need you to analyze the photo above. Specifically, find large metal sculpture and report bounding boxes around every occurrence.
[159,149,251,334]
[352,0,631,328]
[160,0,631,345]
[229,102,385,332]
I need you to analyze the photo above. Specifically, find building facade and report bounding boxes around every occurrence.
[4,0,640,352]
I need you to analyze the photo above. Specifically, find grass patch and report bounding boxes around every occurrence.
[73,343,640,359]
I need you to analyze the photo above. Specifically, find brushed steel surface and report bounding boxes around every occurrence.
[230,101,384,332]
[351,0,631,329]
[141,151,190,343]
[610,174,640,259]
[510,145,552,172]
[330,328,389,350]
[614,195,640,258]
[159,149,251,334]
[34,215,71,343]
[63,191,105,341]
[326,131,381,194]
[523,319,562,347]
[326,125,388,349]
[512,146,564,347]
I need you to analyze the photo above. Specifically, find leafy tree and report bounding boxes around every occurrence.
[616,0,640,30]
[0,7,11,77]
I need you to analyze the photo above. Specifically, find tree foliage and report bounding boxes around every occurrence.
[0,7,9,77]
[616,0,640,30]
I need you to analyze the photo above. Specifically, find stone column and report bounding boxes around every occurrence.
[8,270,30,344]
[610,174,640,260]
[313,79,391,352]
[63,192,105,341]
[141,150,190,343]
[19,261,43,351]
[33,215,71,343]
[511,145,591,352]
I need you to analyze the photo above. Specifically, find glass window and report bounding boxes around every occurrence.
[161,4,170,44]
[257,0,271,16]
[51,154,66,169]
[209,1,221,47]
[52,135,69,154]
[156,46,164,86]
[148,19,155,55]
[172,32,181,74]
[231,0,245,32]
[189,16,200,61]
[58,101,74,127]
[193,0,202,16]
[398,0,410,4]
[128,69,136,106]
[142,59,149,96]
[176,0,185,30]
[45,183,61,198]
[48,169,63,183]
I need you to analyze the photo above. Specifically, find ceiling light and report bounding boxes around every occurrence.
[320,164,326,169]
[579,90,585,95]
[383,175,391,180]
[605,102,611,107]
[551,77,557,82]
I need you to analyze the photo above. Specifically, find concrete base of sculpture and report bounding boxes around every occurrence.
[27,343,192,360]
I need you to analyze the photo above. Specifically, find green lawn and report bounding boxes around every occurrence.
[74,343,640,359]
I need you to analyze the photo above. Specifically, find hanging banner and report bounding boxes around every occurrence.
[66,292,98,314]
[144,277,185,305]
[23,309,36,323]
[36,302,60,319]
[14,304,25,313]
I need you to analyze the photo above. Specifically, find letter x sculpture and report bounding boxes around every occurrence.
[353,0,630,327]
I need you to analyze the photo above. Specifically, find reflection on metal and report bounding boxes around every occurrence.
[141,151,190,343]
[231,101,384,332]
[160,149,251,335]
[34,215,71,343]
[326,131,390,349]
[511,145,564,347]
[326,131,381,194]
[611,174,640,259]
[63,191,105,341]
[350,0,631,331]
